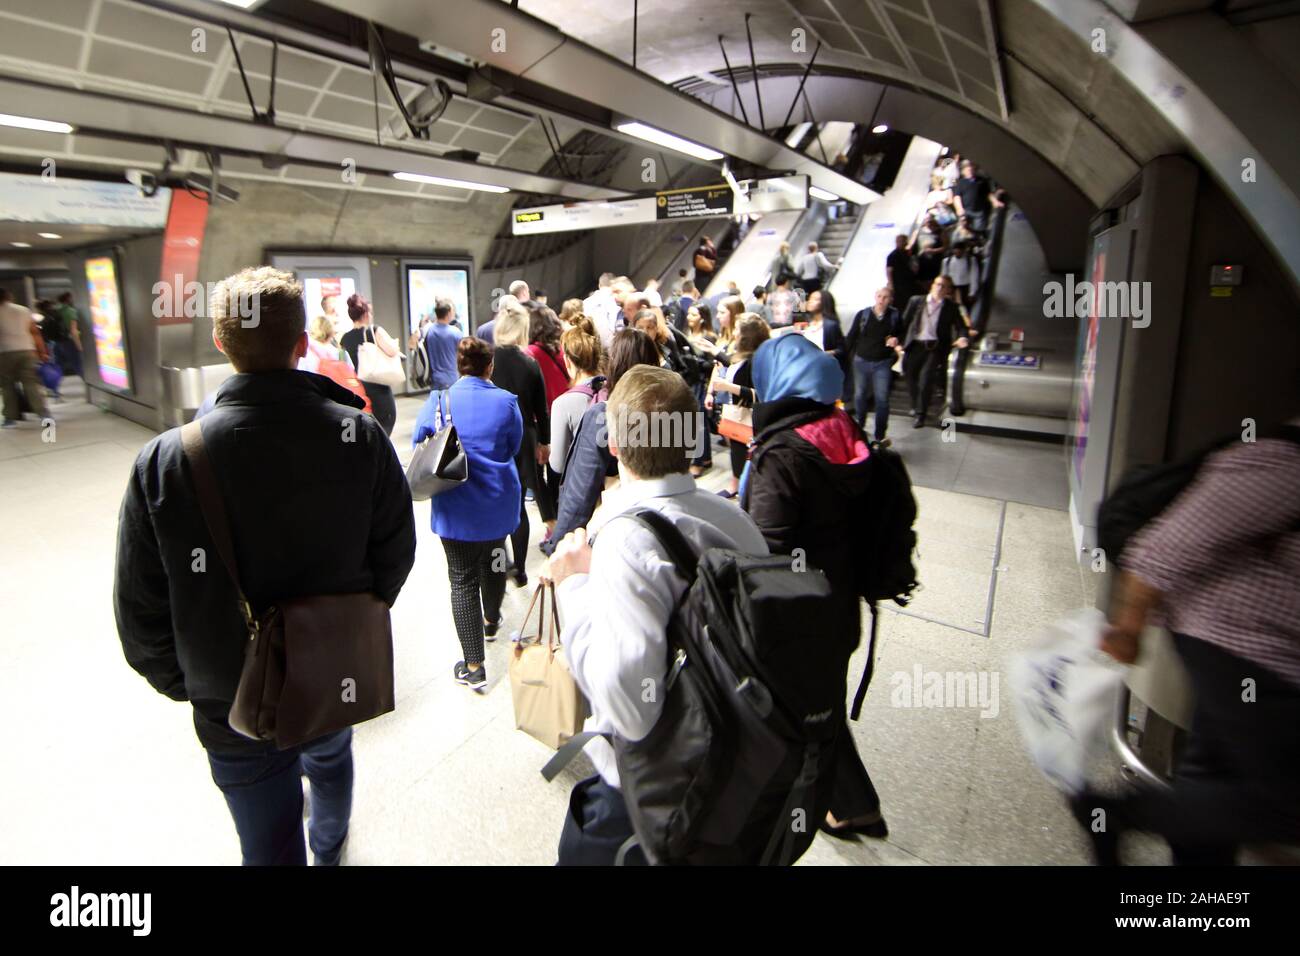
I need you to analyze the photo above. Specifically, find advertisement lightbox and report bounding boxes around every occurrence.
[85,255,130,392]
[403,261,473,341]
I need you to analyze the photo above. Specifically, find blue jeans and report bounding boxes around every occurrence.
[207,728,353,866]
[854,356,895,440]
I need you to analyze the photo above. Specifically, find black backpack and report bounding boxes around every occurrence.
[854,440,919,607]
[41,311,66,343]
[543,507,853,866]
[1097,426,1300,567]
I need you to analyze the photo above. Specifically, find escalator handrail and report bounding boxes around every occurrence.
[949,202,1010,417]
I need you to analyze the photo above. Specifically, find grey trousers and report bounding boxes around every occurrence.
[0,350,49,422]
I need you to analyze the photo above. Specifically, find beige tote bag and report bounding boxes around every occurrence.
[509,581,589,750]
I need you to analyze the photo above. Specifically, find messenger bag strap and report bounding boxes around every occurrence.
[180,420,257,634]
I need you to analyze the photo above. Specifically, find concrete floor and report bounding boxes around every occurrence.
[0,379,1161,865]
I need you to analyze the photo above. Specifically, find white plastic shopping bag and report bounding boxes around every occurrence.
[1007,608,1126,795]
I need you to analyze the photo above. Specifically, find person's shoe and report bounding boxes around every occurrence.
[510,568,528,588]
[875,436,891,448]
[912,415,925,429]
[1069,792,1121,866]
[454,661,487,691]
[483,618,501,641]
[524,488,535,502]
[716,489,736,499]
[0,419,16,429]
[819,811,889,841]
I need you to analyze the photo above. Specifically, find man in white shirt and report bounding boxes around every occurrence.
[796,242,836,296]
[941,241,980,307]
[582,273,621,349]
[546,365,768,865]
[0,288,51,426]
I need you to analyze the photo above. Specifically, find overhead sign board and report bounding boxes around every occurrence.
[511,175,808,235]
[0,172,171,228]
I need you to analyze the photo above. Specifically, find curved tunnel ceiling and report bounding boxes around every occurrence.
[515,0,1300,288]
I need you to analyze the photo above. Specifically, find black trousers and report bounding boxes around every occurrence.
[440,537,507,665]
[903,342,946,419]
[1116,634,1300,864]
[828,724,882,822]
[363,382,396,436]
[728,438,748,479]
[557,775,647,866]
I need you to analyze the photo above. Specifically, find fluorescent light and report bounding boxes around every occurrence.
[0,113,74,134]
[213,0,263,9]
[809,186,839,202]
[11,242,32,248]
[615,121,724,162]
[38,233,62,239]
[940,146,949,155]
[393,172,509,193]
[872,124,889,134]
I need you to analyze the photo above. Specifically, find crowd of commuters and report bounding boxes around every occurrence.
[107,141,1295,867]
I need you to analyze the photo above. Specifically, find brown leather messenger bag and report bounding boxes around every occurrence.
[180,420,395,750]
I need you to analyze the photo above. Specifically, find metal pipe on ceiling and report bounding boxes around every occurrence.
[310,0,877,204]
[0,76,628,201]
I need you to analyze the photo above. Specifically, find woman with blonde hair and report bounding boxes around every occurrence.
[708,313,770,498]
[490,304,553,584]
[767,240,795,290]
[549,317,605,476]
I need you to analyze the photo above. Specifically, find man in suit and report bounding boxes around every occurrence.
[900,275,969,428]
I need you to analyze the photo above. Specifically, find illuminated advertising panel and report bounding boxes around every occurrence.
[405,264,471,340]
[85,256,130,391]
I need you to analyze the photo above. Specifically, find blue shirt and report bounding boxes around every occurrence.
[413,375,523,542]
[422,321,464,390]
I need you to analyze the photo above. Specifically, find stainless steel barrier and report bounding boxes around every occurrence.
[159,363,236,427]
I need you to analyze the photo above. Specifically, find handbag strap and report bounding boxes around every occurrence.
[546,580,561,650]
[179,420,258,635]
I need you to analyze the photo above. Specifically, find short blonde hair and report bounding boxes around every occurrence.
[493,303,530,348]
[607,364,698,479]
[211,267,305,371]
[308,313,334,344]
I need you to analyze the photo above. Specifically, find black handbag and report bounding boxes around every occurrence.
[406,390,468,500]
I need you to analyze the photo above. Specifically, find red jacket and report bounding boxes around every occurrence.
[528,343,570,411]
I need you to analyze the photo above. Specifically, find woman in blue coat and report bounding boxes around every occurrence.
[413,336,523,691]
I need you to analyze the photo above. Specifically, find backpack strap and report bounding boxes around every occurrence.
[540,730,604,781]
[621,507,700,582]
[850,603,880,721]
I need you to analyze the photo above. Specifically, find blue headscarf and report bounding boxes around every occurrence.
[750,332,843,405]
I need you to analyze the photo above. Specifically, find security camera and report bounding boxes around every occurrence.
[125,168,160,198]
[386,79,452,141]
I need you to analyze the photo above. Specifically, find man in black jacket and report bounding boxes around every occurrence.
[900,275,969,428]
[845,287,903,440]
[114,267,416,866]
